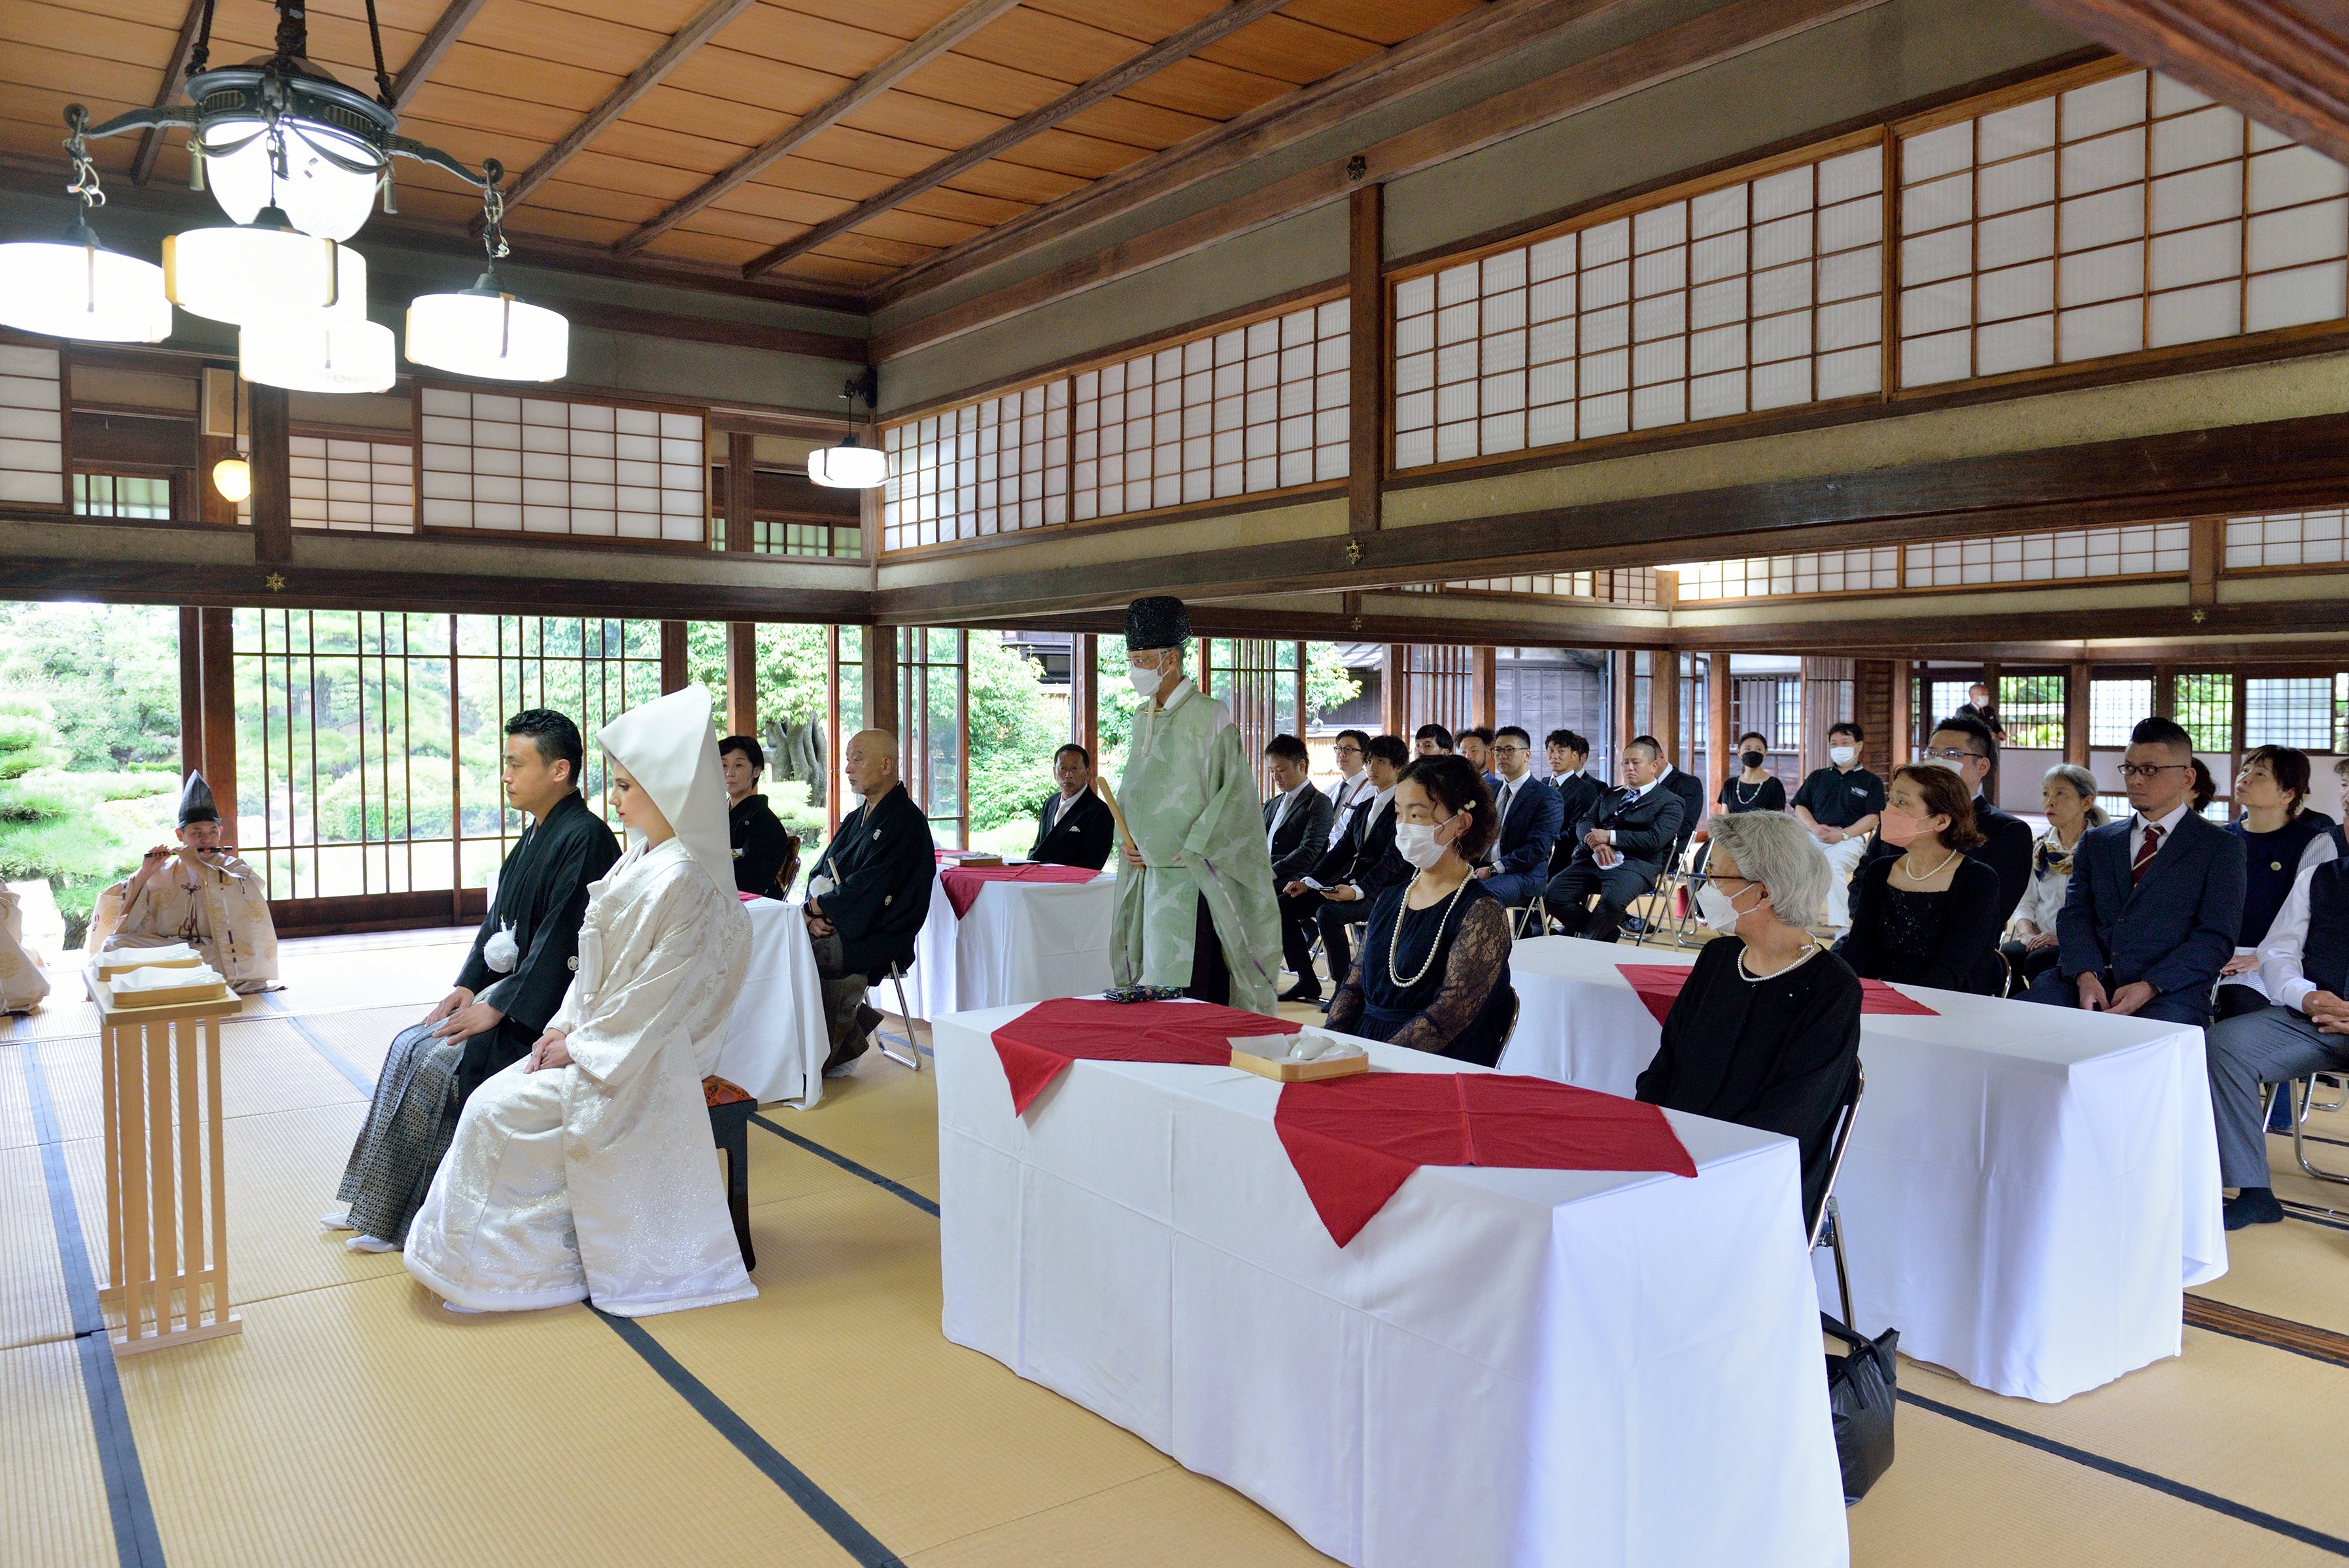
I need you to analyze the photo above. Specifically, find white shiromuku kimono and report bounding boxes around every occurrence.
[404,687,756,1317]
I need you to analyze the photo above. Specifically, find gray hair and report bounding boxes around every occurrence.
[1706,811,1830,929]
[2040,763,2109,827]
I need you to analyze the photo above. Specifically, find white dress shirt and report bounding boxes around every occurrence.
[1042,787,1084,836]
[1309,785,1396,895]
[1487,772,1528,864]
[2259,864,2333,1013]
[1325,772,1370,849]
[1265,781,1311,850]
[2128,800,2191,865]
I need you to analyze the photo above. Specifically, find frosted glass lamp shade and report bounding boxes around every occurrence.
[211,456,251,502]
[0,237,173,342]
[203,117,381,242]
[239,317,396,394]
[165,221,347,327]
[808,437,886,488]
[403,288,568,381]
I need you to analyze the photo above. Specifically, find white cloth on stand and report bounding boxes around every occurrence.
[934,1005,1849,1568]
[905,868,1116,1019]
[712,896,831,1108]
[1498,936,2226,1401]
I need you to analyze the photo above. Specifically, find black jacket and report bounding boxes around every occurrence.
[729,792,793,897]
[1565,783,1688,879]
[812,783,936,981]
[1343,793,1409,902]
[1265,784,1336,883]
[1835,855,2006,995]
[1660,767,1707,860]
[454,790,619,1036]
[1551,773,1603,876]
[2055,811,2244,1008]
[1029,789,1114,870]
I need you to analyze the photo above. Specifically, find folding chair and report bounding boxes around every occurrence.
[1510,895,1549,941]
[1811,1063,1866,1326]
[874,959,923,1072]
[2264,1076,2349,1185]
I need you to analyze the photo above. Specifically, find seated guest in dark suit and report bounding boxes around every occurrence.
[1029,742,1114,870]
[2216,746,2337,1021]
[1328,755,1515,1066]
[1637,810,1862,1230]
[1473,725,1562,908]
[1719,732,1787,816]
[804,730,936,1075]
[2023,716,2244,1025]
[1458,725,1499,786]
[1263,733,1335,995]
[1414,723,1454,758]
[1547,730,1602,879]
[1295,734,1410,1002]
[1543,735,1686,943]
[2207,842,2349,1228]
[1322,728,1377,828]
[721,734,793,897]
[1864,712,2034,924]
[1835,764,2006,995]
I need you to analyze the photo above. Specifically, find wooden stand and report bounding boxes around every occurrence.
[90,978,244,1354]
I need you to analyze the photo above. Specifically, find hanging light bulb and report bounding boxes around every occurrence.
[199,114,383,242]
[0,113,172,343]
[165,207,345,326]
[239,315,396,394]
[403,182,568,381]
[808,369,886,488]
[211,456,252,502]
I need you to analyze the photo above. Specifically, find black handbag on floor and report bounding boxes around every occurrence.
[1822,1312,1897,1505]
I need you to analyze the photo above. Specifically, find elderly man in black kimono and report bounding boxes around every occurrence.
[324,709,620,1252]
[805,728,936,1075]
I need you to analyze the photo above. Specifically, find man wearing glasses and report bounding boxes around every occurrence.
[1473,726,1564,910]
[1866,712,2036,923]
[2023,715,2241,1025]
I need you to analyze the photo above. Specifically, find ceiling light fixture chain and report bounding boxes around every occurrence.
[61,106,105,223]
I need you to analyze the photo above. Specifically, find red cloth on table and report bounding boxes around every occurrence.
[940,862,1099,918]
[1275,1072,1698,1246]
[737,891,761,903]
[989,997,1297,1115]
[1615,962,1937,1027]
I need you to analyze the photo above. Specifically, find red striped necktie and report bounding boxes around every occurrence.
[2131,822,2164,883]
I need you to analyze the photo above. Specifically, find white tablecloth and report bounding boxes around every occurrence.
[905,868,1116,1020]
[934,1005,1849,1568]
[711,896,829,1110]
[1498,937,2227,1402]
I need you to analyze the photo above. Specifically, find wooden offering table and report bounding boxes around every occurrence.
[88,974,244,1353]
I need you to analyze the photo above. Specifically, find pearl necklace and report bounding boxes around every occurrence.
[1894,846,1961,886]
[1388,870,1471,988]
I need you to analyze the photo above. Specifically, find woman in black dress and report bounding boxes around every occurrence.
[1637,810,1861,1231]
[1326,755,1516,1066]
[1717,731,1788,816]
[1834,764,2006,995]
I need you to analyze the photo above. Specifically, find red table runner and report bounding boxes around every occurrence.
[989,997,1297,1114]
[1615,962,1937,1027]
[1275,1072,1697,1246]
[940,862,1100,918]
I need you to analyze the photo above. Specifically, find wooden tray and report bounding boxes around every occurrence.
[100,977,233,1010]
[1228,1047,1370,1082]
[95,951,201,976]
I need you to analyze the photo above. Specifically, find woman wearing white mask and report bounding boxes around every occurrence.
[1325,755,1516,1065]
[1832,764,2006,995]
[1634,810,1860,1231]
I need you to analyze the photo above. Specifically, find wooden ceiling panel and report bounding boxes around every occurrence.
[931,155,1086,205]
[1278,0,1483,46]
[733,154,906,206]
[806,228,935,267]
[772,249,890,286]
[1024,0,1229,48]
[37,0,245,31]
[506,0,725,29]
[575,114,757,178]
[670,202,820,245]
[887,49,1082,124]
[0,44,167,114]
[635,224,767,266]
[651,45,853,119]
[681,5,934,78]
[789,120,989,180]
[507,175,672,226]
[1193,16,1385,82]
[615,80,838,150]
[555,147,716,202]
[439,0,674,77]
[1114,54,1303,121]
[989,124,1156,179]
[403,81,594,145]
[1,0,180,72]
[417,45,626,116]
[498,203,638,247]
[950,9,1180,84]
[836,205,986,249]
[832,91,1014,156]
[897,182,1033,228]
[1053,94,1218,149]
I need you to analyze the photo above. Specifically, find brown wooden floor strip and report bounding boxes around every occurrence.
[2186,1293,2349,1369]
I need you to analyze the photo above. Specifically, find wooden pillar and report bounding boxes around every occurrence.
[863,625,899,734]
[1889,657,1914,769]
[827,626,844,837]
[247,382,291,564]
[197,435,241,526]
[2189,516,2221,607]
[723,431,755,554]
[2065,662,2091,764]
[179,607,204,779]
[1708,651,1734,801]
[1292,640,1308,743]
[2153,664,2177,720]
[659,621,688,694]
[197,609,235,846]
[1472,645,1496,730]
[725,622,757,737]
[1072,632,1098,759]
[1381,644,1406,737]
[1981,660,2001,719]
[1652,648,1680,768]
[1612,649,1637,781]
[1347,182,1384,537]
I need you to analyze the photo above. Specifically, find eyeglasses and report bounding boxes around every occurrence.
[1492,743,1528,756]
[1334,743,1363,755]
[2117,762,2190,779]
[1919,746,1986,764]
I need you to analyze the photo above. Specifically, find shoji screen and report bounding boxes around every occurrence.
[291,434,414,532]
[417,389,707,542]
[0,341,65,506]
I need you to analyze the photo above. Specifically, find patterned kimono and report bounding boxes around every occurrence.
[94,853,278,993]
[0,883,49,1013]
[1110,679,1282,1016]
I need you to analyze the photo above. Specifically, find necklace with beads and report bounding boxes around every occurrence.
[1388,870,1471,987]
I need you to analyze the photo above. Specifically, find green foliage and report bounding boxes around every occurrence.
[0,604,181,768]
[684,621,834,733]
[1089,637,1361,781]
[965,635,1066,833]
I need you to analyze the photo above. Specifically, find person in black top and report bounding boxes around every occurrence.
[720,734,795,897]
[1029,743,1114,870]
[1547,730,1602,879]
[1836,764,2006,995]
[1544,736,1685,942]
[1637,810,1861,1231]
[1955,681,2006,741]
[1862,713,2034,925]
[805,729,937,1074]
[1328,755,1515,1066]
[2218,746,2339,1020]
[1718,732,1787,815]
[1792,721,1884,930]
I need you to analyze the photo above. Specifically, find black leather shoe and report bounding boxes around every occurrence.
[1278,980,1322,1003]
[2223,1187,2284,1230]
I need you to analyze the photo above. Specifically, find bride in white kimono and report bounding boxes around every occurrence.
[403,685,756,1317]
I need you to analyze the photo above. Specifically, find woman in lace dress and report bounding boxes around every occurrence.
[1833,764,2005,996]
[1326,755,1516,1066]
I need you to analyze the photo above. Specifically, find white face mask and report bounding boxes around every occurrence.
[1128,661,1163,698]
[1395,821,1450,870]
[1829,745,1856,766]
[1695,880,1753,934]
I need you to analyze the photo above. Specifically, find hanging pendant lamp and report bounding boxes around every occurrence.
[0,111,173,343]
[403,184,568,381]
[808,369,885,489]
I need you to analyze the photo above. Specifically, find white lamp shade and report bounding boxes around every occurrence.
[0,239,173,342]
[203,117,381,242]
[808,441,887,488]
[403,290,568,381]
[211,456,251,503]
[239,317,396,394]
[165,226,348,327]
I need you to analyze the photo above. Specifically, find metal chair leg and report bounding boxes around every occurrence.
[2312,1074,2348,1114]
[2291,1077,2349,1184]
[876,962,922,1072]
[1825,1197,1855,1326]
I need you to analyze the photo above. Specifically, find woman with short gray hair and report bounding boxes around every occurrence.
[1634,810,1862,1230]
[2004,764,2107,991]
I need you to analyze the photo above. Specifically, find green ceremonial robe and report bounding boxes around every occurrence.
[1111,679,1282,1015]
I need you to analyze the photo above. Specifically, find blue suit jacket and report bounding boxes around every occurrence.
[2055,811,2244,1004]
[1488,774,1565,879]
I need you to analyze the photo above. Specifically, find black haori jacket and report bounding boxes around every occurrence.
[814,783,938,981]
[455,789,622,1039]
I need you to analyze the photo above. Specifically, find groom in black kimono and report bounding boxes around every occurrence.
[327,709,621,1250]
[805,728,935,1074]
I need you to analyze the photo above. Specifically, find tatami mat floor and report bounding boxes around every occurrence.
[7,929,2349,1566]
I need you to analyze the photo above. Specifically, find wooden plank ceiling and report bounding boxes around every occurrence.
[0,0,1479,302]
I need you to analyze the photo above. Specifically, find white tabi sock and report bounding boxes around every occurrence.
[346,1235,396,1253]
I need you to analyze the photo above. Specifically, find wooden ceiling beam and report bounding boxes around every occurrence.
[871,0,1892,362]
[865,0,1647,312]
[742,0,1302,280]
[2021,0,2349,166]
[390,0,494,109]
[500,0,761,219]
[615,0,1029,259]
[131,0,210,186]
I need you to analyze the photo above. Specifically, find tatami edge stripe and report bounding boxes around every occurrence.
[749,1114,940,1217]
[1900,1390,2349,1557]
[2185,1295,2349,1369]
[12,1022,171,1568]
[594,1308,906,1568]
[256,995,377,1093]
